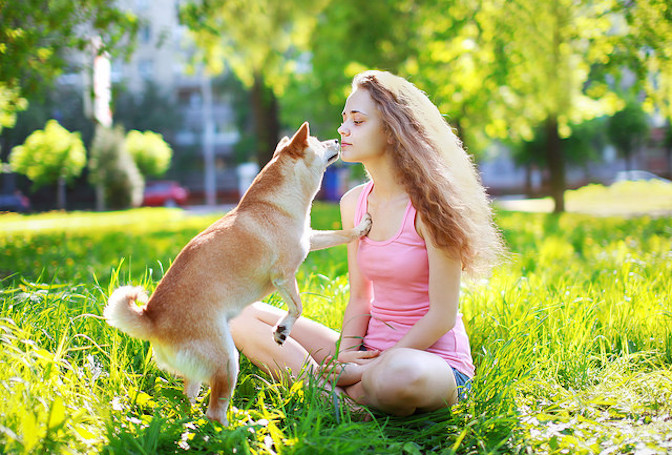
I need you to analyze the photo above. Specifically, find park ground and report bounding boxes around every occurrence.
[0,179,670,454]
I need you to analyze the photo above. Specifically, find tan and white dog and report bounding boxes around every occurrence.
[104,122,371,424]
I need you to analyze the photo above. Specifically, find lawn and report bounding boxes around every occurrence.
[1,194,671,454]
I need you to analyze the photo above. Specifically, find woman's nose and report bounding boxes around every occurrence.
[338,124,349,136]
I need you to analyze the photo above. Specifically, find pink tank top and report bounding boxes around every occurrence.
[355,181,475,377]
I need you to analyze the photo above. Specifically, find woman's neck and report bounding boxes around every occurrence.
[364,154,407,202]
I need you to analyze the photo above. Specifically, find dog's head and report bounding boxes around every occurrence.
[274,122,340,173]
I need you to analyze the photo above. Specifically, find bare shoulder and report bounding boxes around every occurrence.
[339,182,368,229]
[340,182,367,212]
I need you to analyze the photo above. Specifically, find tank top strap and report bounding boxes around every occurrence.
[354,181,374,225]
[402,202,418,232]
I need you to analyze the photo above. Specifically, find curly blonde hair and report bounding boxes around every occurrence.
[352,70,505,276]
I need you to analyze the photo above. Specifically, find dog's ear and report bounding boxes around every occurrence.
[273,136,291,156]
[290,122,309,145]
[285,122,310,158]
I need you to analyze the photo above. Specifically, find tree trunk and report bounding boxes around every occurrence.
[57,176,66,210]
[250,72,280,167]
[545,116,565,213]
[95,183,105,211]
[524,164,533,198]
[624,149,633,172]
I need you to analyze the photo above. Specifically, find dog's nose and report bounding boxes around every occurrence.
[330,139,339,146]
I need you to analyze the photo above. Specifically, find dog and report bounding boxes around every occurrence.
[104,122,372,425]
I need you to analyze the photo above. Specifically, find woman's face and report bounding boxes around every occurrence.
[338,88,389,164]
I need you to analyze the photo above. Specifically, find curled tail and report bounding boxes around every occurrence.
[104,286,153,340]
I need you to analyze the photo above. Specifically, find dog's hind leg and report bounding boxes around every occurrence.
[184,379,201,404]
[205,325,239,425]
[271,276,302,345]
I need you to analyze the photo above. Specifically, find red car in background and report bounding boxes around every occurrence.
[143,181,189,207]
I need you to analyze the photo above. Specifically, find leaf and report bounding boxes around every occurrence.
[20,411,40,453]
[48,396,66,430]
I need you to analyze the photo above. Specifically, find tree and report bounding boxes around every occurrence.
[0,85,27,136]
[9,120,86,209]
[1,84,94,161]
[0,0,138,133]
[180,0,329,165]
[89,125,144,210]
[113,82,182,140]
[282,0,417,136]
[607,100,650,171]
[403,0,626,212]
[125,130,173,178]
[621,0,672,123]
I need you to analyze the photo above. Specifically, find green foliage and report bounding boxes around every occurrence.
[621,0,672,120]
[607,100,650,167]
[0,84,27,135]
[89,125,144,210]
[8,120,86,189]
[0,0,138,98]
[125,130,173,177]
[180,0,331,164]
[180,0,327,90]
[281,0,415,135]
[113,82,183,139]
[1,85,94,162]
[1,199,671,453]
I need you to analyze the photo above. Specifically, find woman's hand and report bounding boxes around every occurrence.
[320,349,380,386]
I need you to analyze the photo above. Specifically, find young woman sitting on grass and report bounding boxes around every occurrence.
[231,70,505,416]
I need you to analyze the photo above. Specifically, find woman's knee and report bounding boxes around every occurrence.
[230,302,274,345]
[361,349,459,414]
[361,349,429,413]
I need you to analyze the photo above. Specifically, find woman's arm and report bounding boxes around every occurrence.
[392,215,462,351]
[337,185,374,353]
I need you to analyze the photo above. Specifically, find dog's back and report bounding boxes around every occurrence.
[106,152,309,341]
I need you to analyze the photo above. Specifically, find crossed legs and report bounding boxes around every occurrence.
[230,302,460,416]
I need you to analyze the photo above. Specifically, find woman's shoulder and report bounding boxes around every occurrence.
[339,181,369,210]
[339,182,370,227]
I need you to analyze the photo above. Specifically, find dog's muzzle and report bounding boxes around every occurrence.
[327,139,340,164]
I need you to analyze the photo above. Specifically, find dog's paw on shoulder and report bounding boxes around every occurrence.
[356,213,373,236]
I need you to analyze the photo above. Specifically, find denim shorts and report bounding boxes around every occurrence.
[451,367,473,401]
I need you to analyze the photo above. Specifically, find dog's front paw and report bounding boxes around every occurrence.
[273,324,289,345]
[356,213,372,236]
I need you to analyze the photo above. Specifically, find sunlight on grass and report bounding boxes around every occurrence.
[1,204,671,453]
[0,207,195,234]
[496,180,672,216]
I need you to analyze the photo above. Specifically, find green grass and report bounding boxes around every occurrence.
[496,179,672,216]
[1,202,671,454]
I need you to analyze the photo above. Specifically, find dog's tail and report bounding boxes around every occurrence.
[104,286,153,340]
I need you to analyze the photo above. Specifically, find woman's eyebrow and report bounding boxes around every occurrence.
[342,109,368,117]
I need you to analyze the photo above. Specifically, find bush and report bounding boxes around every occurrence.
[9,119,86,188]
[88,125,144,210]
[9,119,86,209]
[125,130,172,177]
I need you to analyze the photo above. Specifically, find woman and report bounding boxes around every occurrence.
[230,70,504,416]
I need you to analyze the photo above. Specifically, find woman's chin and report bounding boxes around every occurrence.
[339,152,360,164]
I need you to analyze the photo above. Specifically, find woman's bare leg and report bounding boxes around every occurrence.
[344,348,459,416]
[229,302,340,380]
